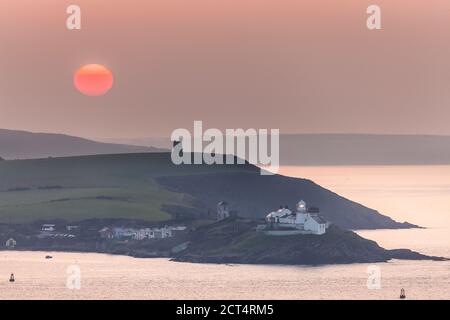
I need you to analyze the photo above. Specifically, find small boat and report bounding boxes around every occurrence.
[9,273,15,283]
[45,255,53,259]
[400,288,406,299]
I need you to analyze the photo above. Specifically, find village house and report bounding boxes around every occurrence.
[132,228,154,240]
[99,227,115,239]
[41,224,56,232]
[37,233,75,239]
[100,226,185,241]
[152,227,172,239]
[112,227,135,239]
[5,238,16,248]
[38,224,75,238]
[217,201,230,221]
[216,201,238,221]
[66,225,79,232]
[265,200,329,235]
[170,226,187,232]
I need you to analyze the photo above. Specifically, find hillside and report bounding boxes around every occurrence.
[0,153,416,229]
[157,172,416,230]
[0,153,257,224]
[174,218,446,265]
[104,133,450,166]
[1,217,444,266]
[0,129,165,160]
[5,130,450,166]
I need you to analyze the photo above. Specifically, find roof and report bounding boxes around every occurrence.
[311,215,327,225]
[266,208,293,219]
[307,207,320,214]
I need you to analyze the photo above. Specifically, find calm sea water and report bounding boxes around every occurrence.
[1,165,449,300]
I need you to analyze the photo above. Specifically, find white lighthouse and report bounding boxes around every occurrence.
[265,200,328,235]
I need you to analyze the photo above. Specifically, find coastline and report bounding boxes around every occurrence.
[3,220,445,267]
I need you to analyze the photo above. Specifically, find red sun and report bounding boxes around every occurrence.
[74,64,114,96]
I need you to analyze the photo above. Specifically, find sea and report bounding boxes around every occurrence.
[1,165,449,300]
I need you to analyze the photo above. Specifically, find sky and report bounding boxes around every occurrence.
[0,0,449,139]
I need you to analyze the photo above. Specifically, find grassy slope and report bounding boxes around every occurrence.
[0,186,175,223]
[0,153,254,223]
[156,173,416,229]
[0,152,414,229]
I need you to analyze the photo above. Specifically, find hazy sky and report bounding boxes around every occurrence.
[1,0,449,139]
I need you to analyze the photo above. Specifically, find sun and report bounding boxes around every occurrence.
[74,64,114,96]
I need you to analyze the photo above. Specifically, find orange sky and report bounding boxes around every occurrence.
[0,0,450,138]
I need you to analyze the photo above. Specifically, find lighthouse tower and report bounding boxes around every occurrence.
[295,200,309,224]
[296,200,306,213]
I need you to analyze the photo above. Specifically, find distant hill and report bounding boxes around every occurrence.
[279,134,450,165]
[102,133,450,166]
[0,129,166,160]
[98,137,172,150]
[0,153,417,230]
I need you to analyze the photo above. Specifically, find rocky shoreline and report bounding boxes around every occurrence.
[1,218,447,266]
[172,219,447,266]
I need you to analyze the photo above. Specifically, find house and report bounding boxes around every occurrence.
[41,224,55,232]
[130,227,173,240]
[217,201,230,221]
[153,227,172,239]
[101,225,183,241]
[265,200,328,235]
[132,228,154,240]
[5,238,16,248]
[37,233,75,239]
[170,225,187,236]
[99,227,114,239]
[170,226,187,231]
[266,205,295,225]
[112,227,135,239]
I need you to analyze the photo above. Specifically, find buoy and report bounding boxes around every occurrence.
[9,273,15,283]
[400,288,406,299]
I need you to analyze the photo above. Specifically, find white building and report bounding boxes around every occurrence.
[113,227,135,239]
[133,228,157,240]
[266,200,328,235]
[132,227,173,240]
[109,226,176,240]
[170,226,187,231]
[153,227,172,239]
[5,238,16,248]
[217,201,230,221]
[99,227,114,239]
[132,228,152,240]
[41,224,55,232]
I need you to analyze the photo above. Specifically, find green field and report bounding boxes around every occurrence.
[0,153,255,223]
[0,186,178,223]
